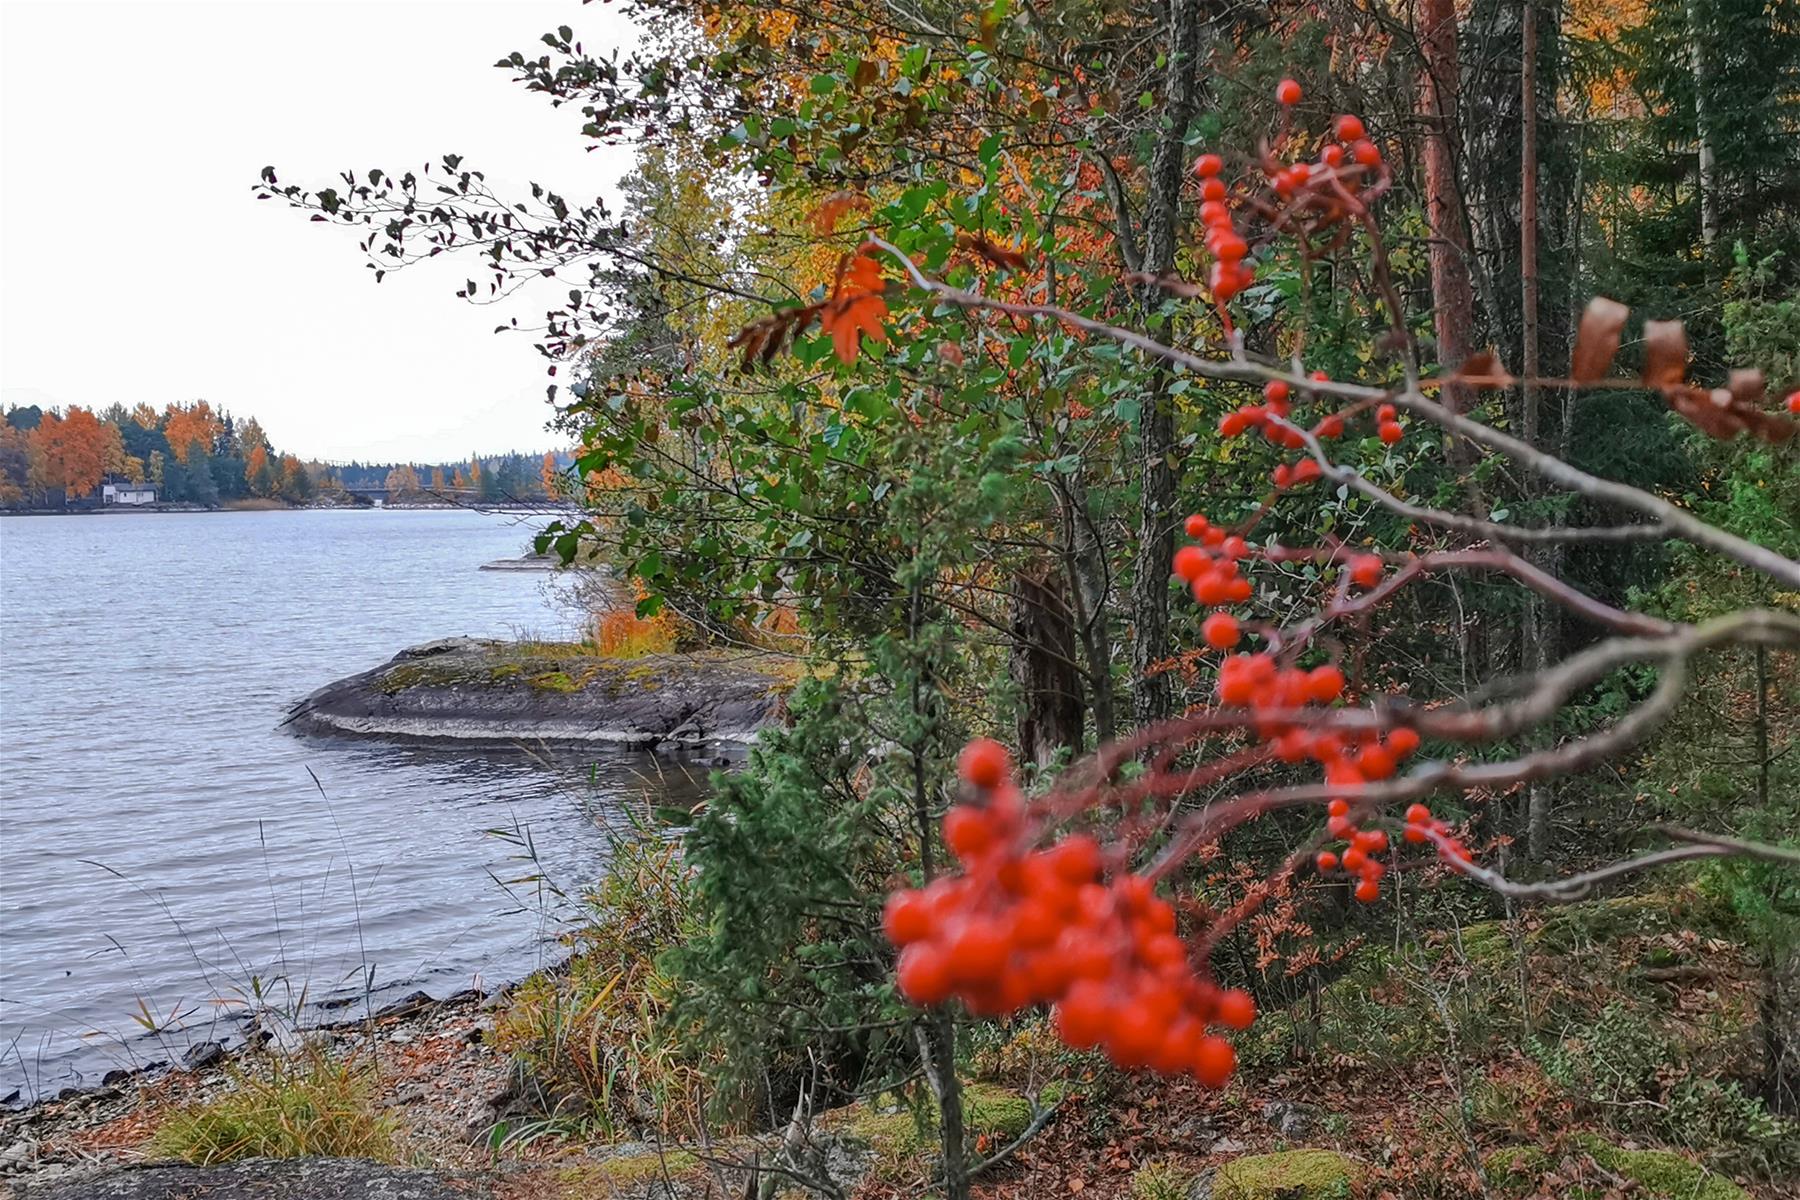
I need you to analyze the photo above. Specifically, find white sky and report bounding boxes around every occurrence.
[0,0,640,462]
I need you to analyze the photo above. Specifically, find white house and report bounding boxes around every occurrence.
[101,482,157,506]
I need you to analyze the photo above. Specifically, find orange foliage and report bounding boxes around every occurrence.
[163,401,222,462]
[31,407,111,497]
[594,580,679,657]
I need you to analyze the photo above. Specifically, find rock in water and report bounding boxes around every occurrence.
[283,639,789,748]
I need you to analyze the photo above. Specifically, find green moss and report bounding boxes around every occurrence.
[1212,1149,1362,1200]
[1130,1160,1189,1200]
[547,1150,699,1195]
[1577,1136,1748,1200]
[1483,1146,1550,1195]
[529,670,580,693]
[834,1083,1034,1162]
[487,662,523,681]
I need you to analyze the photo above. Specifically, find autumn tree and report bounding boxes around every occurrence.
[162,401,222,462]
[385,463,422,496]
[29,407,111,501]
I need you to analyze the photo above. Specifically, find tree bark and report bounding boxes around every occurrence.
[1011,563,1085,765]
[1130,0,1207,728]
[1420,0,1477,407]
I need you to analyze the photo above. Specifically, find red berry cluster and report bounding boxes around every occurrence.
[884,739,1257,1086]
[1217,377,1406,486]
[1315,801,1472,901]
[1786,390,1800,415]
[1170,514,1485,899]
[1191,152,1256,301]
[1193,87,1387,310]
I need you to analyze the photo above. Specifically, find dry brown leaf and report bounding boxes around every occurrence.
[1572,296,1629,382]
[957,233,1031,271]
[1126,270,1207,299]
[1457,349,1515,387]
[1642,319,1689,388]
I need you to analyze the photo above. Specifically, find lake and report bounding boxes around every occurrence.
[0,508,709,1104]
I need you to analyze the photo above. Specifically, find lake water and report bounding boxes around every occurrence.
[0,508,710,1104]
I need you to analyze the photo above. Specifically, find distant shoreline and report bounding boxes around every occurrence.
[0,499,490,517]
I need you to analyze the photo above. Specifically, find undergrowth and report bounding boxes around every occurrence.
[146,1051,395,1165]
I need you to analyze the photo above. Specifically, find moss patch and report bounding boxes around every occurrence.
[545,1149,699,1196]
[1483,1146,1551,1195]
[1577,1136,1748,1200]
[833,1082,1034,1162]
[1212,1149,1362,1199]
[528,670,581,693]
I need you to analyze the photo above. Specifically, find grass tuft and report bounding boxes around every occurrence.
[147,1052,396,1165]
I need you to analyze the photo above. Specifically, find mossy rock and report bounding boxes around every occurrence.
[1576,1136,1748,1200]
[834,1082,1034,1161]
[1210,1149,1362,1199]
[529,669,581,692]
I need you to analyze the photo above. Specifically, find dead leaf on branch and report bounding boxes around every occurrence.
[1455,349,1515,388]
[957,233,1031,272]
[808,190,870,235]
[1641,318,1689,389]
[727,252,890,371]
[1126,271,1207,299]
[1572,296,1629,382]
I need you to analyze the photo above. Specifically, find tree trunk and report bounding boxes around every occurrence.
[1420,0,1477,406]
[1011,563,1085,765]
[1687,0,1719,255]
[1130,0,1207,728]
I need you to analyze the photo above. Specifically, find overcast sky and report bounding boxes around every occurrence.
[1,0,639,462]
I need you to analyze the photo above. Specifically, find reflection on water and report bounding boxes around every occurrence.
[0,509,715,1102]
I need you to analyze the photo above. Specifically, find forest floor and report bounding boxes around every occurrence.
[3,887,1793,1200]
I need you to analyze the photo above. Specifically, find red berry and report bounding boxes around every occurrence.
[1185,513,1210,538]
[1354,828,1388,854]
[883,890,934,945]
[1292,459,1321,484]
[1202,526,1227,548]
[1224,576,1252,603]
[898,944,953,1004]
[1272,463,1292,488]
[1055,980,1112,1048]
[1192,570,1229,606]
[1315,850,1339,871]
[1051,834,1101,883]
[1327,797,1350,819]
[1377,403,1397,422]
[1320,144,1345,167]
[1173,544,1210,582]
[1202,612,1242,650]
[1379,421,1405,444]
[1194,152,1223,178]
[1388,728,1422,758]
[1310,369,1330,383]
[1404,825,1428,844]
[1107,999,1162,1066]
[1276,78,1303,105]
[1193,1035,1236,1087]
[1317,414,1345,439]
[1220,535,1248,560]
[1354,878,1381,903]
[1200,177,1227,202]
[943,806,999,863]
[958,738,1010,789]
[1349,555,1383,588]
[1787,391,1800,414]
[1341,845,1369,872]
[1334,114,1366,141]
[1404,802,1432,825]
[1307,664,1345,702]
[1264,379,1291,405]
[1214,232,1248,262]
[1357,745,1396,780]
[1200,200,1231,225]
[1216,988,1257,1030]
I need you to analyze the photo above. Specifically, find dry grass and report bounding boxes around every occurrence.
[146,1051,396,1165]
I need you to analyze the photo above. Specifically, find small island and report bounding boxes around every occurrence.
[284,637,791,749]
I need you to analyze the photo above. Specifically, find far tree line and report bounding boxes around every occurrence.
[0,401,570,510]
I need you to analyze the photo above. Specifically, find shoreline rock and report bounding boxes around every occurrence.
[282,638,790,749]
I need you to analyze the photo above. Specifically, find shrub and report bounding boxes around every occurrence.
[492,835,712,1138]
[147,1051,395,1165]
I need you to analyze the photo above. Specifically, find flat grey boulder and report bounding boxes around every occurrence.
[283,639,789,748]
[14,1158,491,1200]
